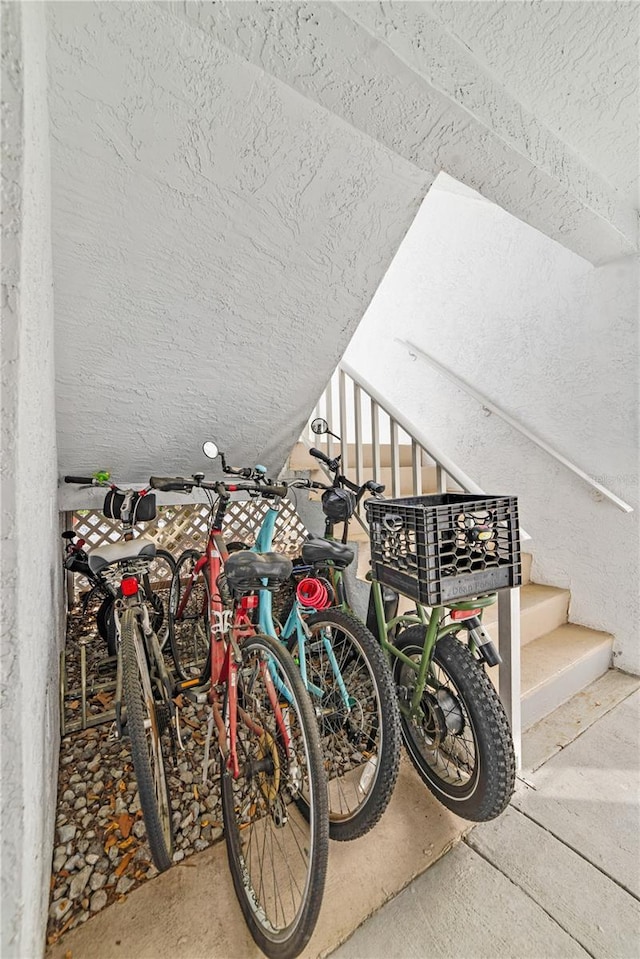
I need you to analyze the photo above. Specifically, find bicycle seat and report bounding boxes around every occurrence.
[88,538,156,574]
[301,537,354,569]
[224,551,293,593]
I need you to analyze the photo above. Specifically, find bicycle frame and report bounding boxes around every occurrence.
[251,497,354,716]
[172,506,292,779]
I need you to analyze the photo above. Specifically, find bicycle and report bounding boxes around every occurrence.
[62,492,175,658]
[149,462,328,959]
[63,475,177,870]
[303,419,517,822]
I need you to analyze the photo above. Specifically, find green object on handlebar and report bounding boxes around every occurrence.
[93,470,111,484]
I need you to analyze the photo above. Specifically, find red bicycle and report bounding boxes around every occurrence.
[149,462,328,959]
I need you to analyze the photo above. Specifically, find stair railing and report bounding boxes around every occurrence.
[308,361,523,765]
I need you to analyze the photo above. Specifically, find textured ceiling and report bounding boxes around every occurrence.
[426,0,639,204]
[48,1,428,486]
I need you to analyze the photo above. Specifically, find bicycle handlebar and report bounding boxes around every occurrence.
[149,475,287,498]
[64,475,101,486]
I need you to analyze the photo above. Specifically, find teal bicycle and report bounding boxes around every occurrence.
[305,420,517,822]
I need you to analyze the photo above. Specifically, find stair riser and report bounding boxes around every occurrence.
[522,643,612,729]
[291,442,419,469]
[484,591,569,647]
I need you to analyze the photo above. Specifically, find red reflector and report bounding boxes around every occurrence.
[121,577,139,596]
[227,484,238,492]
[240,595,258,610]
[451,608,481,621]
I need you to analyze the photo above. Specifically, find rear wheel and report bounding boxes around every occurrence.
[120,607,174,870]
[221,633,328,959]
[168,550,209,679]
[392,627,515,821]
[300,608,401,840]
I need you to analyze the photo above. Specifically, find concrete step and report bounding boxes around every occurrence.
[483,583,570,647]
[520,624,613,729]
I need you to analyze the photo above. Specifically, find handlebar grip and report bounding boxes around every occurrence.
[149,476,193,492]
[366,481,386,494]
[309,447,333,466]
[64,476,96,485]
[260,484,287,498]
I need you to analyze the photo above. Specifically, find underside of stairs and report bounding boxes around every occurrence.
[288,441,614,730]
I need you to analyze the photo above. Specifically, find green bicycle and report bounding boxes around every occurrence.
[302,419,518,822]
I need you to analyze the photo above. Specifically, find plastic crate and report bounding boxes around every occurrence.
[365,493,521,606]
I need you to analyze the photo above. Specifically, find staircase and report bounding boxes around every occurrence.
[289,423,613,735]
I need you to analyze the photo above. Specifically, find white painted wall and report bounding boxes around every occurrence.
[1,3,62,956]
[345,175,640,674]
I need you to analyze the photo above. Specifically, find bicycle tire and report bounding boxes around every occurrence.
[120,607,174,870]
[168,549,210,679]
[300,608,401,841]
[393,626,515,821]
[221,632,328,959]
[144,548,176,650]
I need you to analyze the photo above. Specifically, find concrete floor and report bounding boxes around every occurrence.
[47,671,640,959]
[332,675,640,959]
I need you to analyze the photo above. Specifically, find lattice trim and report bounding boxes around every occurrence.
[70,500,308,595]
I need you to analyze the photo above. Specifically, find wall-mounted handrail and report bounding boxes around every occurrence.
[398,339,634,514]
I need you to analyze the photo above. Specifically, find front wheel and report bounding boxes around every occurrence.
[301,608,401,841]
[393,627,515,822]
[221,633,328,959]
[120,608,174,870]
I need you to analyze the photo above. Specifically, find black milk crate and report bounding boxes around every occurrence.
[365,493,521,606]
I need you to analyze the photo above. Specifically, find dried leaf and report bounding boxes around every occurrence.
[94,691,113,709]
[104,835,117,851]
[68,701,80,711]
[193,785,199,801]
[118,837,135,850]
[64,951,73,959]
[109,794,116,810]
[114,850,135,878]
[118,780,126,793]
[118,813,134,839]
[173,694,185,709]
[201,820,209,827]
[104,821,119,834]
[59,915,75,937]
[182,716,200,730]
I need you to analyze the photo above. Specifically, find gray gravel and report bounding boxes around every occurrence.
[48,603,224,949]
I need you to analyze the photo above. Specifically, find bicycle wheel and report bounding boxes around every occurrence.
[144,548,176,651]
[120,607,174,870]
[168,549,210,679]
[221,632,328,959]
[300,608,401,841]
[392,626,515,821]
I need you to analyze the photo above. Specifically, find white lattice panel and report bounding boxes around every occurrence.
[69,500,308,595]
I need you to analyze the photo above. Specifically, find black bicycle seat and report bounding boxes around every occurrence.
[224,551,293,593]
[301,537,354,569]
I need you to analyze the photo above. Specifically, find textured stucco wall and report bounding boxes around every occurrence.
[1,2,61,956]
[48,1,429,490]
[179,0,638,264]
[345,176,639,674]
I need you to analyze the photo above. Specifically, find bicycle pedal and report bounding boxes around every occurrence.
[182,686,210,704]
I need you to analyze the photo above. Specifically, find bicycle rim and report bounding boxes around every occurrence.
[301,608,401,840]
[221,633,328,959]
